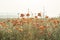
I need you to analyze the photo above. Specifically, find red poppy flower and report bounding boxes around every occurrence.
[45,16,48,18]
[38,13,41,16]
[26,13,30,16]
[20,14,24,17]
[35,16,38,18]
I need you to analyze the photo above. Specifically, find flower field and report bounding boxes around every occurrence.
[0,17,60,40]
[0,13,60,40]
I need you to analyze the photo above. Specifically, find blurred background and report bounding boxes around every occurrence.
[0,0,60,18]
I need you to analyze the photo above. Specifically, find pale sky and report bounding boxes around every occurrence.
[0,0,60,18]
